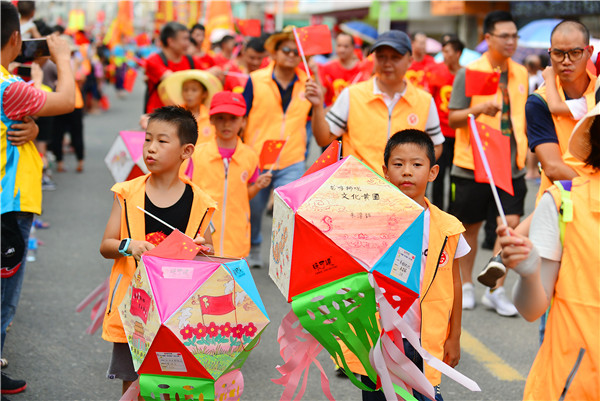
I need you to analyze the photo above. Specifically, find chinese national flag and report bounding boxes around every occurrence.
[294,25,333,56]
[470,120,514,195]
[145,230,200,260]
[259,140,286,169]
[199,294,235,315]
[302,140,341,177]
[236,19,262,37]
[465,69,500,97]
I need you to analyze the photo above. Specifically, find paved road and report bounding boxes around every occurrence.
[4,77,539,401]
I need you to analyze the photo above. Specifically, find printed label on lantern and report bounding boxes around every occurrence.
[391,247,416,283]
[156,352,187,372]
[162,266,194,279]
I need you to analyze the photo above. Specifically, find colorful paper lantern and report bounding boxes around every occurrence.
[104,131,148,183]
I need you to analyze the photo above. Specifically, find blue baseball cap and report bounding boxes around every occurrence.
[369,30,412,55]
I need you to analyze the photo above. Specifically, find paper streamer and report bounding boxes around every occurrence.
[215,369,244,401]
[272,309,335,401]
[372,276,481,393]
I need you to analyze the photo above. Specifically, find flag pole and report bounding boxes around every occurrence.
[292,27,311,79]
[468,114,508,227]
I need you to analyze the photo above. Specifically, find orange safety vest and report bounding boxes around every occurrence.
[243,62,312,170]
[101,174,216,343]
[524,174,599,400]
[187,138,258,258]
[453,53,528,171]
[192,104,215,145]
[340,199,464,386]
[533,72,597,198]
[346,77,431,176]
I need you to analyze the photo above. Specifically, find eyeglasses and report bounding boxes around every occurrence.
[490,33,520,41]
[279,46,299,56]
[548,46,590,62]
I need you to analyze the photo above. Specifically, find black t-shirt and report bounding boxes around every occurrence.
[144,184,193,240]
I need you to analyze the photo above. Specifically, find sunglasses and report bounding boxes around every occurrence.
[279,46,299,56]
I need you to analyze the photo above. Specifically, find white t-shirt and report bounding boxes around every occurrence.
[325,78,444,146]
[530,192,562,262]
[403,209,470,337]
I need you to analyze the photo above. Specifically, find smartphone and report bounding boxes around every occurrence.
[16,65,31,78]
[16,38,50,63]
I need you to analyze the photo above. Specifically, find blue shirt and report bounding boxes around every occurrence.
[525,92,572,151]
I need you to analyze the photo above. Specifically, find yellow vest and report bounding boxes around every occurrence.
[193,104,215,145]
[187,138,258,258]
[346,78,431,176]
[340,199,464,386]
[524,174,600,400]
[102,174,216,343]
[534,72,597,198]
[243,62,312,170]
[453,53,528,170]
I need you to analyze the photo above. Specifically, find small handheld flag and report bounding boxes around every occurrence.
[293,25,333,56]
[302,140,341,177]
[259,140,286,169]
[465,69,500,97]
[468,115,509,226]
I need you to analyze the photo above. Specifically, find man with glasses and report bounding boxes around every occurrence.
[242,27,312,268]
[526,20,596,199]
[309,30,444,176]
[447,11,528,316]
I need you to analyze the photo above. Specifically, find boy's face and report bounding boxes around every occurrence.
[382,143,438,206]
[182,80,207,109]
[210,113,246,141]
[144,120,193,173]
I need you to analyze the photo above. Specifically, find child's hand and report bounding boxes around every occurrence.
[129,240,155,261]
[496,225,533,269]
[541,66,555,84]
[194,235,213,255]
[255,172,272,189]
[443,335,460,368]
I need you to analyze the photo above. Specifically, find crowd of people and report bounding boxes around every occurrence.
[2,1,600,400]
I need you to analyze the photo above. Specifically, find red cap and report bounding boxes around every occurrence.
[209,91,247,116]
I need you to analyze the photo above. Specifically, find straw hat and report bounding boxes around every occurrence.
[158,69,223,108]
[568,78,600,162]
[264,26,296,54]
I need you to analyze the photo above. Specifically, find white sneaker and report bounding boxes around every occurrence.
[481,287,518,317]
[462,283,475,310]
[247,244,263,268]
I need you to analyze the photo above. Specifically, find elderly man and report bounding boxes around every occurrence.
[309,30,444,176]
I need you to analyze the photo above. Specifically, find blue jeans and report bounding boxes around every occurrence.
[1,212,33,353]
[250,161,305,245]
[361,339,444,401]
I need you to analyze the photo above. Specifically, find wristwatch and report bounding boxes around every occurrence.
[118,238,132,257]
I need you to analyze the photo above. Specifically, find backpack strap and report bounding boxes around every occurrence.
[186,55,195,69]
[553,180,573,245]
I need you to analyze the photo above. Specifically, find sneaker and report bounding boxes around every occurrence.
[1,372,26,394]
[462,283,475,310]
[247,244,263,268]
[0,358,7,369]
[477,254,506,288]
[482,287,518,317]
[41,175,56,191]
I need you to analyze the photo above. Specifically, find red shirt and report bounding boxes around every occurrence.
[406,54,435,90]
[424,62,456,138]
[3,81,46,120]
[319,59,364,106]
[144,53,197,113]
[195,53,216,70]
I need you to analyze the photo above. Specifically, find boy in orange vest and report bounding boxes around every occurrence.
[99,105,216,396]
[186,91,272,258]
[361,129,469,401]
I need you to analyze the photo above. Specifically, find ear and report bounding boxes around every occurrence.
[428,164,440,183]
[382,164,389,180]
[182,143,195,160]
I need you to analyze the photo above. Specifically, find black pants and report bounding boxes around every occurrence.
[50,108,84,162]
